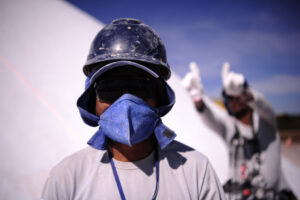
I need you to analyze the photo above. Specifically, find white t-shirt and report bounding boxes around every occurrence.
[41,140,225,200]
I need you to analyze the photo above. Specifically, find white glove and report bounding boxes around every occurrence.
[222,62,245,96]
[182,61,204,101]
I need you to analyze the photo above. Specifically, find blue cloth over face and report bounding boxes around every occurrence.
[76,62,176,150]
[88,94,176,149]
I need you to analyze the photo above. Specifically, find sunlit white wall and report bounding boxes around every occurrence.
[0,1,102,199]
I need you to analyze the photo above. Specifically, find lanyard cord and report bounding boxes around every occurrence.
[108,150,160,200]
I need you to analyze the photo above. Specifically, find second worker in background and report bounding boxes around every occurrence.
[182,61,297,200]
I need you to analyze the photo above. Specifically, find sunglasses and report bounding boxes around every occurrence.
[94,76,157,103]
[225,95,242,102]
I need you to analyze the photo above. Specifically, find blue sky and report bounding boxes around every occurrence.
[66,0,300,114]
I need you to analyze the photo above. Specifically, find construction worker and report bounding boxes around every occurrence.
[182,61,297,200]
[41,18,225,200]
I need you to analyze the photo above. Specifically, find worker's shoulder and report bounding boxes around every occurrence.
[49,146,104,175]
[162,140,209,165]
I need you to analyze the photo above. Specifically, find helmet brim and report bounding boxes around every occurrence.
[89,60,159,84]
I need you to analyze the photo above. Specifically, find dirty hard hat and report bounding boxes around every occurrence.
[83,18,171,80]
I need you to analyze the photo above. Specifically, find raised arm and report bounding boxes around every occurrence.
[182,62,227,138]
[246,88,277,127]
[197,98,227,138]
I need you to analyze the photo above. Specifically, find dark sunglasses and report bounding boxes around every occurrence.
[225,95,241,102]
[222,90,241,102]
[94,76,157,103]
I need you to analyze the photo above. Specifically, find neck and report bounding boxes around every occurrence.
[108,135,156,162]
